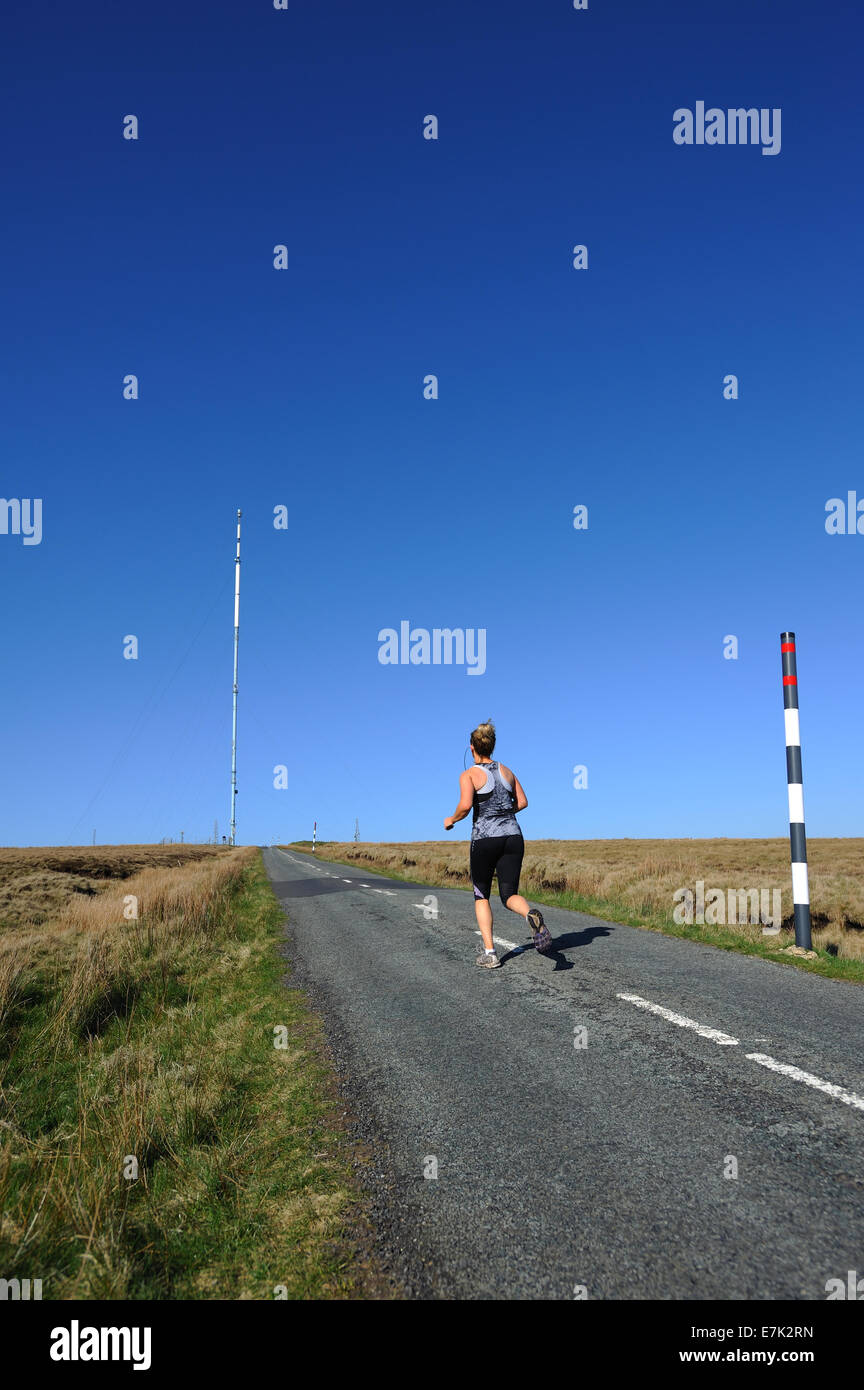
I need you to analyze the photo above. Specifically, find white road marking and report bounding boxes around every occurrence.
[745,1054,864,1113]
[274,856,396,893]
[618,995,862,1115]
[474,929,519,951]
[617,993,739,1046]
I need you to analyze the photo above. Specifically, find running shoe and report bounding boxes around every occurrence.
[527,909,552,953]
[475,949,501,968]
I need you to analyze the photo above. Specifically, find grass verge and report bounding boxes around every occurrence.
[0,850,383,1299]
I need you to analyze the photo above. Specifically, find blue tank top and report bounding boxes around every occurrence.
[471,760,521,841]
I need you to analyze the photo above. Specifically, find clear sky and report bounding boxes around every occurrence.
[3,0,862,847]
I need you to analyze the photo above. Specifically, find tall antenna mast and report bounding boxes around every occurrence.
[229,509,242,846]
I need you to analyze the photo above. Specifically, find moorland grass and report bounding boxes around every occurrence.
[0,848,380,1299]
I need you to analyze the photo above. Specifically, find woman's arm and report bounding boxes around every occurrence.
[509,769,528,811]
[444,770,475,830]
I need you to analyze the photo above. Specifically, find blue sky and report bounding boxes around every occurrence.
[2,0,862,846]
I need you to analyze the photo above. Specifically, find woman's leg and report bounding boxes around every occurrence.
[499,837,552,951]
[470,839,496,950]
[497,835,529,916]
[474,895,494,950]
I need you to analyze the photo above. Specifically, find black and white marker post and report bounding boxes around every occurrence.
[781,632,812,950]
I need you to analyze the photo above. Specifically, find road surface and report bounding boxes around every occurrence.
[263,846,863,1300]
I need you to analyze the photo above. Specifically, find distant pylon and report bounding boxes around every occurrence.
[229,509,242,847]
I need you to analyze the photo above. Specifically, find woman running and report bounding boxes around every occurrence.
[444,720,552,967]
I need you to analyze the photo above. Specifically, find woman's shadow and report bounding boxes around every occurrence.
[499,923,612,971]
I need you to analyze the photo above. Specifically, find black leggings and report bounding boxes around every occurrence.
[470,833,525,906]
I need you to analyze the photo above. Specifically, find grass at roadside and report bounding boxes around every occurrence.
[0,848,383,1299]
[287,840,864,985]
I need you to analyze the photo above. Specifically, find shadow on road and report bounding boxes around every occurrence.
[269,878,361,900]
[499,922,613,971]
[268,873,428,900]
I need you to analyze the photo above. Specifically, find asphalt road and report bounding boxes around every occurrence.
[262,846,864,1301]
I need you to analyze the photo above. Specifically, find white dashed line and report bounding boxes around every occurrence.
[617,993,739,1046]
[618,995,863,1115]
[745,1054,864,1112]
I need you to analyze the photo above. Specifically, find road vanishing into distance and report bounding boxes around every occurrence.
[263,847,863,1301]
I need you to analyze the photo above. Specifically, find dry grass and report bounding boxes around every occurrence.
[295,838,864,965]
[0,845,374,1299]
[0,847,251,1042]
[0,844,232,930]
[0,948,27,1034]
